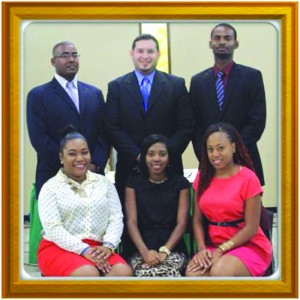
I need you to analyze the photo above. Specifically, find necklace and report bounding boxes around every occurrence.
[149,177,168,184]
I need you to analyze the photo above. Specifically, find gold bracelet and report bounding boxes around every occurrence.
[218,240,234,253]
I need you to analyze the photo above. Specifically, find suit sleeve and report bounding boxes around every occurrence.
[240,70,266,147]
[90,89,110,172]
[105,80,140,165]
[169,78,195,156]
[26,88,61,170]
[189,77,203,162]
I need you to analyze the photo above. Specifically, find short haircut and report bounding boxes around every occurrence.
[52,41,75,56]
[211,23,237,40]
[132,34,160,51]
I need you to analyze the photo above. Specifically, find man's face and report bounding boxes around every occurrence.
[51,43,79,81]
[209,26,239,60]
[130,39,160,75]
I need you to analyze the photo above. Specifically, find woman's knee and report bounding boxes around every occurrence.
[71,265,100,277]
[185,266,198,277]
[210,261,227,276]
[107,263,133,276]
[210,256,250,277]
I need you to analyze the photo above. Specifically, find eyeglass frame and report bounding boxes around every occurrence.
[53,52,80,60]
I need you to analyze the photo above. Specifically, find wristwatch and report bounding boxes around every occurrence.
[103,242,116,254]
[159,246,171,256]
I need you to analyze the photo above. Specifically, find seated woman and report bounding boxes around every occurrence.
[125,134,190,277]
[37,126,132,277]
[186,122,272,277]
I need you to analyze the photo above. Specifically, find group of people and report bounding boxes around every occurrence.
[27,23,272,277]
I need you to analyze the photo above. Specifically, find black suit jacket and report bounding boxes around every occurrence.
[190,63,266,185]
[27,78,109,197]
[105,70,195,195]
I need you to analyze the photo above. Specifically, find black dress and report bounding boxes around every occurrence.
[126,174,189,255]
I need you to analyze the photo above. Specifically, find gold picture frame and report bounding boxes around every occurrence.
[2,1,298,298]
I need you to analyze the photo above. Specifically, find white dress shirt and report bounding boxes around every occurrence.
[38,169,123,254]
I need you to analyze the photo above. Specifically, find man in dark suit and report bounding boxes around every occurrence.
[105,33,194,204]
[27,41,109,198]
[190,23,266,185]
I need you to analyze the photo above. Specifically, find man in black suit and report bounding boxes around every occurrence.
[190,23,266,185]
[27,41,109,198]
[105,33,195,204]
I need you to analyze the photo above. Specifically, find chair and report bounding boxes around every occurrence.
[260,206,275,276]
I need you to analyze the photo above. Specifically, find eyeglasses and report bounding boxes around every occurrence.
[53,53,80,59]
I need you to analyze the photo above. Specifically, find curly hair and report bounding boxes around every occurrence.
[198,122,255,198]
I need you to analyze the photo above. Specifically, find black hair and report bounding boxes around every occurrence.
[132,34,160,51]
[52,41,75,57]
[139,134,173,176]
[211,23,237,40]
[59,124,88,153]
[198,122,254,197]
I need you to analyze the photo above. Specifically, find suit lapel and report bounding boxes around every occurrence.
[125,72,145,113]
[221,63,240,116]
[78,82,87,116]
[147,71,165,112]
[51,78,79,114]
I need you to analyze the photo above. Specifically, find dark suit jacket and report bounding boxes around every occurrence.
[190,63,266,185]
[27,78,109,197]
[105,70,195,197]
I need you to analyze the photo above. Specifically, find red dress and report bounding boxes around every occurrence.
[193,167,272,276]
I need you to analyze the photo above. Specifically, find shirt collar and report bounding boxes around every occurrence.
[213,61,234,77]
[55,73,78,89]
[57,168,98,186]
[134,70,156,86]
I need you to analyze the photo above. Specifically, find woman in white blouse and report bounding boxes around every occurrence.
[37,126,133,277]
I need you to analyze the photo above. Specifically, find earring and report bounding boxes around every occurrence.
[60,160,63,164]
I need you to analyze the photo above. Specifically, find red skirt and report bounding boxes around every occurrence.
[38,238,127,276]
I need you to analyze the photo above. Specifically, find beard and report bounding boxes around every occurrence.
[215,52,232,60]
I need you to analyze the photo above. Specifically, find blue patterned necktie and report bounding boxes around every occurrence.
[141,77,150,112]
[66,81,80,112]
[215,71,224,110]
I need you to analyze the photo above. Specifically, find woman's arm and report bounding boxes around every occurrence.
[125,187,160,265]
[186,191,213,272]
[207,194,262,268]
[162,188,190,251]
[38,184,90,254]
[157,187,189,262]
[102,181,124,248]
[192,191,207,251]
[220,194,261,250]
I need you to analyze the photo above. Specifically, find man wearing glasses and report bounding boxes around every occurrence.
[27,41,109,200]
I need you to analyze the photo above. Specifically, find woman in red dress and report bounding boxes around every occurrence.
[186,123,272,277]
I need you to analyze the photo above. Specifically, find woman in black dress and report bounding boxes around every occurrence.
[125,134,190,276]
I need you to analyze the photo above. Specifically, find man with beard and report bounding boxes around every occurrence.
[190,23,266,186]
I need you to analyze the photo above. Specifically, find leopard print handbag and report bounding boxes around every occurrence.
[128,252,187,277]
